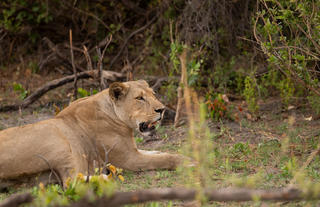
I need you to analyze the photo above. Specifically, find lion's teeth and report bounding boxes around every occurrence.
[148,121,158,128]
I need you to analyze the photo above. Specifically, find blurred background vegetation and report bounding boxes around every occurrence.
[0,0,319,117]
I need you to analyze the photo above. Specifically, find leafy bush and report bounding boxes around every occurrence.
[1,0,52,41]
[255,0,320,111]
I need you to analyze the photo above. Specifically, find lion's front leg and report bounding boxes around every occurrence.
[123,150,183,171]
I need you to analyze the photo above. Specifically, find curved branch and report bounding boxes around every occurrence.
[0,70,125,112]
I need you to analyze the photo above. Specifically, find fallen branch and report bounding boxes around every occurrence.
[64,187,316,207]
[0,193,33,207]
[0,187,317,207]
[0,70,125,112]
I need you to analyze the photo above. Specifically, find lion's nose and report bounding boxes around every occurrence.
[155,108,165,114]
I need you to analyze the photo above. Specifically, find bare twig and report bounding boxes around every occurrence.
[100,142,119,174]
[109,15,157,69]
[82,45,93,71]
[174,49,189,128]
[69,30,77,99]
[97,35,112,90]
[73,7,111,32]
[43,37,86,72]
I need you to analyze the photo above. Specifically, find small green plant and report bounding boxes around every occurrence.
[12,82,28,100]
[187,59,201,87]
[231,142,252,157]
[280,158,297,179]
[277,76,295,108]
[29,163,124,206]
[77,88,98,98]
[308,94,320,115]
[206,93,228,120]
[243,76,259,114]
[169,42,183,73]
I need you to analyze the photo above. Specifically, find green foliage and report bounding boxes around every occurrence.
[169,42,183,73]
[12,82,28,100]
[231,142,252,157]
[255,0,320,108]
[212,57,237,91]
[31,175,117,207]
[308,94,320,115]
[187,59,201,87]
[77,88,98,98]
[243,76,259,113]
[0,0,52,42]
[135,136,144,143]
[277,76,295,107]
[280,158,297,179]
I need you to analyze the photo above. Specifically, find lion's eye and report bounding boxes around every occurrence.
[136,96,145,101]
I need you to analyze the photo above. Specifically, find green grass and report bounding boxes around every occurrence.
[1,108,320,206]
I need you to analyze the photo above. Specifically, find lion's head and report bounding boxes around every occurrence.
[108,80,165,136]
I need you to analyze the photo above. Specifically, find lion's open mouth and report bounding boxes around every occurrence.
[139,120,160,133]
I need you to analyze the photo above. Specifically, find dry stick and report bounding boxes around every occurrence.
[109,15,157,69]
[174,49,189,128]
[97,35,112,90]
[0,70,125,112]
[82,45,93,71]
[0,193,33,207]
[69,29,77,99]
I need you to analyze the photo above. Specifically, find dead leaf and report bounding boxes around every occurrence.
[304,116,313,121]
[222,94,229,103]
[288,105,295,110]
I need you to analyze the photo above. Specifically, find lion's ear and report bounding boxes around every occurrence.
[109,82,129,101]
[137,80,149,87]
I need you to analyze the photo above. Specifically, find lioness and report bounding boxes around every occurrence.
[0,80,182,186]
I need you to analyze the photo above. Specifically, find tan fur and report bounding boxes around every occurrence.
[0,80,182,186]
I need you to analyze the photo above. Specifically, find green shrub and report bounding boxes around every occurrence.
[255,0,320,109]
[1,0,53,42]
[12,82,28,100]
